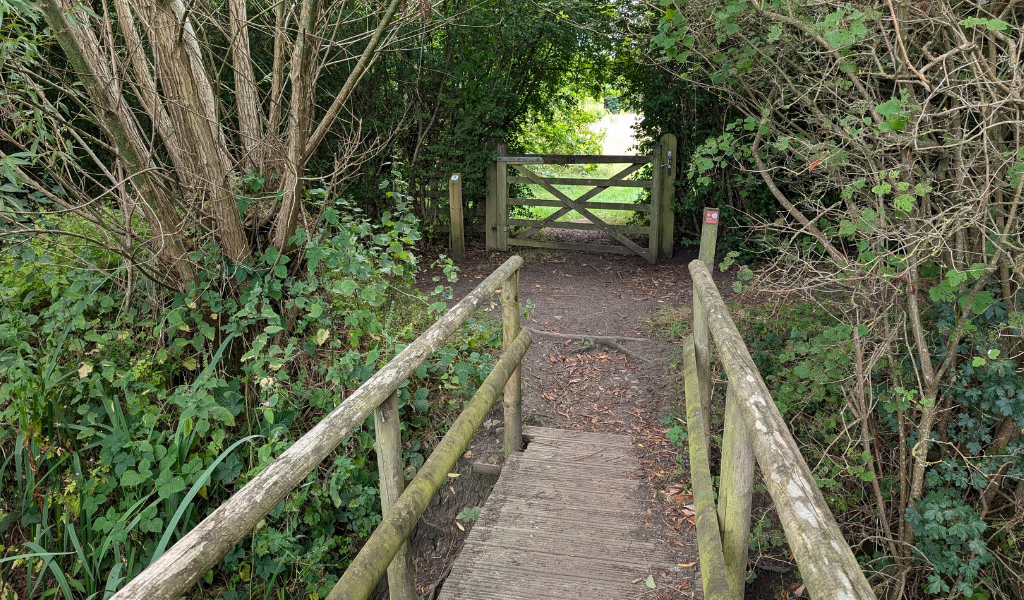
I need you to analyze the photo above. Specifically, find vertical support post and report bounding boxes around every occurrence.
[693,208,719,435]
[718,384,754,599]
[374,392,416,600]
[449,173,464,261]
[659,134,677,259]
[501,269,522,456]
[495,143,509,251]
[485,143,499,251]
[647,143,663,265]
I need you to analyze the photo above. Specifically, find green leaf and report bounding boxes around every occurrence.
[972,357,986,367]
[333,279,357,295]
[121,469,146,487]
[645,575,656,589]
[457,506,482,521]
[152,435,261,562]
[894,194,915,211]
[413,387,429,412]
[155,470,186,499]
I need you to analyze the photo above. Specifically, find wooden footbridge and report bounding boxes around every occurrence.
[112,234,877,600]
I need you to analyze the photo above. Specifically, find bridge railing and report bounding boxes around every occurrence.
[685,258,876,600]
[111,256,530,600]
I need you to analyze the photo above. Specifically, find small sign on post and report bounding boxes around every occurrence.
[704,208,720,224]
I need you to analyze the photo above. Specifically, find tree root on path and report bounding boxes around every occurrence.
[527,328,655,364]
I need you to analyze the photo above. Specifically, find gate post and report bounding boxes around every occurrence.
[659,134,677,259]
[485,141,500,251]
[496,143,509,251]
[647,142,662,265]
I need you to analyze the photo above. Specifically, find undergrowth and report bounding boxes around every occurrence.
[0,185,502,599]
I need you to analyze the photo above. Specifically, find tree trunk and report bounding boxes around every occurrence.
[39,0,195,285]
[229,0,265,171]
[145,0,251,263]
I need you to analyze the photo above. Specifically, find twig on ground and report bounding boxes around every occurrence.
[527,328,655,363]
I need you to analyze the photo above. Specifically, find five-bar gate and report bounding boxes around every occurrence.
[485,135,677,264]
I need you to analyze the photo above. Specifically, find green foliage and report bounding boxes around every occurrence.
[0,181,502,597]
[334,0,615,236]
[456,506,482,522]
[516,95,604,157]
[616,43,775,254]
[736,290,1023,596]
[905,493,992,597]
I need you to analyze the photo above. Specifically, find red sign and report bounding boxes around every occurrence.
[704,209,720,224]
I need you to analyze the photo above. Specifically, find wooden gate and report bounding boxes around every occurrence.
[485,134,676,264]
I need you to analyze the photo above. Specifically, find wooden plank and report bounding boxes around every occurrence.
[523,426,637,447]
[508,238,634,255]
[514,164,650,260]
[449,174,464,261]
[110,256,526,600]
[374,392,416,600]
[494,156,546,163]
[508,198,650,212]
[689,261,877,600]
[438,428,682,600]
[507,176,651,188]
[514,163,645,240]
[497,154,652,164]
[507,219,649,235]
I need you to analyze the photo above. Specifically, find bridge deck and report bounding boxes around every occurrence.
[438,426,680,599]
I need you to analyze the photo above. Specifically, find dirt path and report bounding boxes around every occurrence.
[403,243,739,599]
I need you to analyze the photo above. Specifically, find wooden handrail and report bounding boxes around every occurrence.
[326,328,532,600]
[112,256,525,600]
[686,259,876,600]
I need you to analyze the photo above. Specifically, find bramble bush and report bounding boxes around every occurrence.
[731,277,1022,596]
[0,181,502,599]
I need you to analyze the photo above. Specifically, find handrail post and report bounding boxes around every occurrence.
[501,268,522,456]
[693,208,719,436]
[374,391,416,600]
[683,336,731,600]
[718,383,754,599]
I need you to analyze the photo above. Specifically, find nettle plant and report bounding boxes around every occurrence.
[0,184,501,598]
[654,0,1022,596]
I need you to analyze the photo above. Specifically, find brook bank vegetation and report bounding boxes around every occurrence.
[649,0,1024,597]
[1,0,1023,598]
